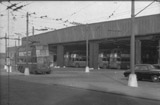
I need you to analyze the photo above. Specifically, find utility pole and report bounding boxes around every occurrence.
[15,40,17,66]
[128,0,138,87]
[14,34,21,71]
[24,12,35,75]
[7,6,10,72]
[32,26,34,36]
[5,33,7,65]
[17,35,20,65]
[85,24,89,73]
[131,0,135,75]
[24,12,30,75]
[26,12,29,67]
[18,35,20,46]
[0,34,20,68]
[7,5,10,105]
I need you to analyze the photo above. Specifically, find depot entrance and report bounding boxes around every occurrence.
[49,36,160,69]
[141,40,158,64]
[99,38,130,69]
[64,42,86,67]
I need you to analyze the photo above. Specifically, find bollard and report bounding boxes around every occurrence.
[4,65,7,71]
[85,66,90,73]
[128,74,138,87]
[24,67,30,75]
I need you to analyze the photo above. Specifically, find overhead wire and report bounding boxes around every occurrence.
[82,2,123,23]
[2,1,160,36]
[0,1,28,39]
[25,1,160,30]
[135,0,158,16]
[63,2,96,21]
[2,2,108,30]
[106,2,123,20]
[29,15,66,29]
[28,13,81,28]
[82,1,159,23]
[114,2,160,19]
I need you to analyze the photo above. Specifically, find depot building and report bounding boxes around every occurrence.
[19,14,160,69]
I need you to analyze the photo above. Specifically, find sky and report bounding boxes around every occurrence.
[0,1,160,53]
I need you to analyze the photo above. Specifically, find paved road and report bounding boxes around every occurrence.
[1,76,160,105]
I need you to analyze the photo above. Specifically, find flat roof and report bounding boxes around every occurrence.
[22,14,160,45]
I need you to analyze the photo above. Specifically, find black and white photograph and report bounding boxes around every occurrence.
[0,0,160,105]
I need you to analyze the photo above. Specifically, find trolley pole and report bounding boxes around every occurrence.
[128,0,138,87]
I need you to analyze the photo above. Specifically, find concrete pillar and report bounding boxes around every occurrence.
[93,43,99,69]
[57,45,64,67]
[135,39,141,64]
[89,42,99,69]
[89,42,94,68]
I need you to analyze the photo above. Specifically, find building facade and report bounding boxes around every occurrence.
[15,14,160,69]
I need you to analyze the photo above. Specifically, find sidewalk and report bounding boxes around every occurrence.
[1,68,160,101]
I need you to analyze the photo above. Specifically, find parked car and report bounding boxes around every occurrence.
[153,64,160,69]
[123,64,160,82]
